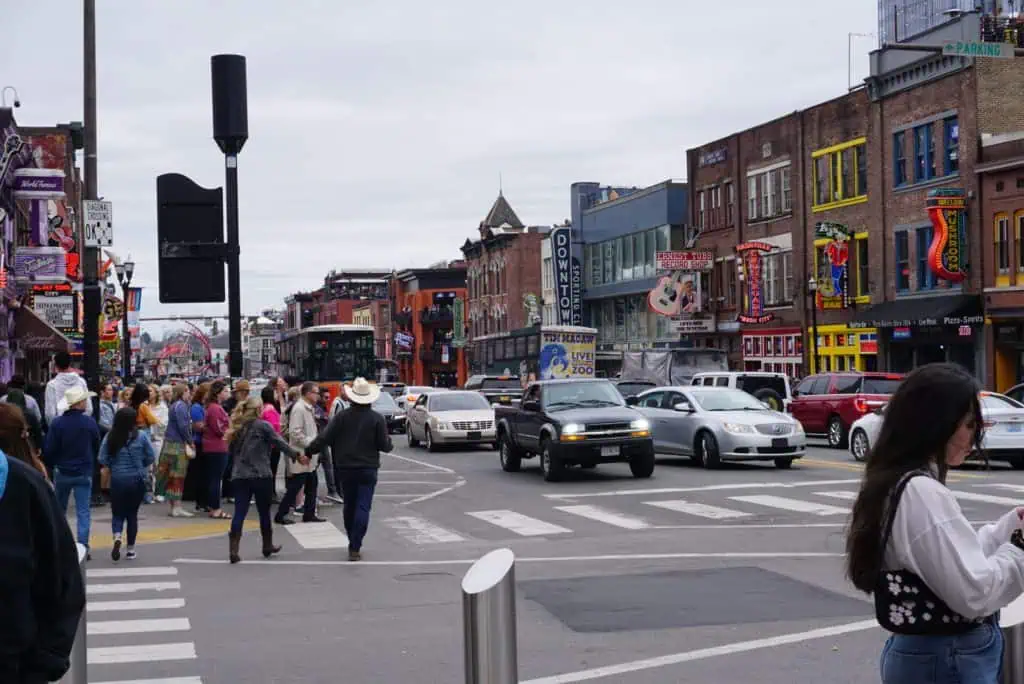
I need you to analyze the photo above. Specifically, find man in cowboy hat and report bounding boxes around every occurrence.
[306,377,392,561]
[43,386,101,558]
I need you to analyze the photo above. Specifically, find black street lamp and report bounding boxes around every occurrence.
[807,275,820,374]
[114,258,135,378]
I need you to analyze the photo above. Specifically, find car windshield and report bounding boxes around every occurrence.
[616,382,656,397]
[862,377,903,394]
[545,381,625,409]
[981,393,1024,410]
[372,393,398,410]
[480,378,522,390]
[406,386,435,395]
[430,393,491,411]
[689,389,768,411]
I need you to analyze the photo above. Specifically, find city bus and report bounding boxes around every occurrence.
[275,324,376,405]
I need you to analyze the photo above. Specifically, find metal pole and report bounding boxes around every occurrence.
[82,0,101,401]
[462,548,518,684]
[810,290,820,373]
[1001,597,1024,683]
[121,281,130,378]
[225,156,242,378]
[61,543,88,683]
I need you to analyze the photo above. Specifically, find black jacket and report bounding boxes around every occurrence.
[0,453,86,683]
[307,404,393,470]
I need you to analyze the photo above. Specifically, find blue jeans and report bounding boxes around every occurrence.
[54,470,92,548]
[230,478,274,537]
[880,620,1003,683]
[205,451,228,511]
[110,477,146,546]
[337,468,378,552]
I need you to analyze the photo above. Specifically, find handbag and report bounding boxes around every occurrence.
[185,443,196,459]
[874,470,989,635]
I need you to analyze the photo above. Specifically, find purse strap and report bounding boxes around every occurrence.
[878,470,929,561]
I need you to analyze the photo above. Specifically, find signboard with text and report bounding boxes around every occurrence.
[735,241,775,324]
[83,200,114,247]
[926,188,968,282]
[550,227,582,325]
[655,250,714,272]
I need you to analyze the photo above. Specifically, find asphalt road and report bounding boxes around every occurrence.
[79,439,1024,684]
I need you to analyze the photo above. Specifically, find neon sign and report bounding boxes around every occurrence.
[735,241,775,324]
[815,222,850,310]
[926,188,968,282]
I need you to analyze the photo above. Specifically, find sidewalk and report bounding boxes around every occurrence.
[68,500,259,550]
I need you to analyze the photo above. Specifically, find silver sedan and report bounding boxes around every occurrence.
[406,390,497,452]
[631,386,806,469]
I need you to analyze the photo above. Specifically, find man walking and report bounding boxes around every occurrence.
[45,351,92,424]
[43,387,101,559]
[306,378,392,561]
[274,381,326,525]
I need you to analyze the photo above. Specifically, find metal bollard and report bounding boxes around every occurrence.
[462,548,518,684]
[60,543,88,684]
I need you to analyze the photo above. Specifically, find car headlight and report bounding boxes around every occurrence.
[432,419,450,430]
[722,422,755,435]
[792,421,805,434]
[561,423,584,435]
[630,418,650,431]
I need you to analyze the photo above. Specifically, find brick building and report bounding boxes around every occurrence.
[461,193,544,373]
[390,266,468,387]
[352,299,391,360]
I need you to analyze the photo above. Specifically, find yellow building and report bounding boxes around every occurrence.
[807,324,879,373]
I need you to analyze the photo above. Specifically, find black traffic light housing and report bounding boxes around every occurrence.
[156,173,227,303]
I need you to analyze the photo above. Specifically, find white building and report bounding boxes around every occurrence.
[541,233,555,325]
[242,315,280,378]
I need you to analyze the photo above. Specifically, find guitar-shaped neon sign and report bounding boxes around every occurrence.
[648,270,697,317]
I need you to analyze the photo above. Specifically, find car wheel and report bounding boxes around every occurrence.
[425,427,439,453]
[827,416,848,449]
[499,435,521,473]
[754,388,784,412]
[539,439,565,482]
[774,457,793,469]
[697,431,722,469]
[407,426,419,448]
[850,429,869,462]
[629,449,655,478]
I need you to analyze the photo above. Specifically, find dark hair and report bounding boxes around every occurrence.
[8,375,26,390]
[260,385,279,411]
[107,407,139,457]
[300,381,318,396]
[54,351,71,370]
[207,381,226,406]
[130,382,150,410]
[193,382,211,406]
[0,403,44,476]
[845,363,983,593]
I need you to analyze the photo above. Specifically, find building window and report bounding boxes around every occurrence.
[894,131,907,187]
[542,257,552,291]
[944,116,959,175]
[698,191,705,230]
[915,225,936,290]
[748,176,758,220]
[895,231,910,292]
[781,167,791,212]
[996,213,1010,278]
[726,260,737,307]
[812,139,867,210]
[622,234,634,281]
[1017,212,1024,274]
[632,232,644,281]
[761,170,773,217]
[913,123,933,183]
[725,182,734,224]
[856,238,869,298]
[589,244,602,287]
[762,251,793,307]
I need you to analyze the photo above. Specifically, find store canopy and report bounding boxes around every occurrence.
[15,306,72,353]
[850,294,982,329]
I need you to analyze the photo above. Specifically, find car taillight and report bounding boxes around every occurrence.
[984,419,996,429]
[853,398,869,413]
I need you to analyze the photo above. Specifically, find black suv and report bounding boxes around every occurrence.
[464,375,524,405]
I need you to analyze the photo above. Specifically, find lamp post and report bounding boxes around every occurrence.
[114,258,135,378]
[807,275,820,374]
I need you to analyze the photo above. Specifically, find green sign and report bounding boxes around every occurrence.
[942,41,1015,59]
[452,298,466,348]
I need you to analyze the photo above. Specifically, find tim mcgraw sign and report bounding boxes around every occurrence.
[550,227,582,325]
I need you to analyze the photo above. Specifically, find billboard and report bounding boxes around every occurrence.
[550,227,582,325]
[538,328,596,379]
[927,188,968,282]
[815,222,850,310]
[736,241,775,324]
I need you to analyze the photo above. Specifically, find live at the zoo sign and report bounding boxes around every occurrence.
[550,227,582,325]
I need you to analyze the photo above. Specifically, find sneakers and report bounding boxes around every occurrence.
[170,507,194,518]
[125,548,137,561]
[111,536,122,561]
[274,516,296,526]
[303,515,327,523]
[348,549,361,562]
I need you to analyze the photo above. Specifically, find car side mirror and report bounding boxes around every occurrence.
[674,402,694,413]
[625,395,639,406]
[791,390,800,398]
[522,400,540,412]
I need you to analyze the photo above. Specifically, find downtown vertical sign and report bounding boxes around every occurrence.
[550,227,582,326]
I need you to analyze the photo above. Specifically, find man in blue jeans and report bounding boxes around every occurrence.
[43,386,101,560]
[305,378,392,561]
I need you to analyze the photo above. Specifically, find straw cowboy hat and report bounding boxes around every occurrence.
[58,386,96,413]
[346,377,380,405]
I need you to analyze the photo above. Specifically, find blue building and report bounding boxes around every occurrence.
[570,180,690,373]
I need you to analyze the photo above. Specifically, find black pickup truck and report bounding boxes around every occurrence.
[494,378,656,482]
[465,374,524,406]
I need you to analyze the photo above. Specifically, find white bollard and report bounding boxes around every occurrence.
[462,548,518,684]
[60,543,88,684]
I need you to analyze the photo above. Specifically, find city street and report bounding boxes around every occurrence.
[80,440,1024,684]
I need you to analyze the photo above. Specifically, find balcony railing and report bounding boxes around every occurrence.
[420,308,454,325]
[419,347,456,364]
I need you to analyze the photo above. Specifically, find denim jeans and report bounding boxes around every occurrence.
[205,451,228,510]
[276,472,319,522]
[54,470,92,548]
[319,447,337,495]
[110,477,146,546]
[231,478,274,537]
[880,619,1003,683]
[337,468,378,552]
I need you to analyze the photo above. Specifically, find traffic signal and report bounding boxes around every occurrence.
[156,173,226,303]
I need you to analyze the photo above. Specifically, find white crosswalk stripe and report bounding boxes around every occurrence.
[728,495,849,516]
[952,491,1024,507]
[644,500,751,520]
[813,491,858,501]
[555,505,652,529]
[84,566,202,683]
[382,515,466,543]
[284,520,349,549]
[467,510,572,536]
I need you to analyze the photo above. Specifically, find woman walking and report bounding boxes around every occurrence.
[260,385,283,503]
[202,381,231,519]
[155,384,195,517]
[131,383,159,435]
[5,388,43,454]
[0,402,47,477]
[99,408,155,561]
[846,363,1024,684]
[226,396,300,563]
[190,382,210,512]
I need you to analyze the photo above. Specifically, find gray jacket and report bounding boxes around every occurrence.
[286,399,320,475]
[231,419,298,480]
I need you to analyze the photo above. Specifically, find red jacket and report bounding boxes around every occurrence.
[202,402,229,454]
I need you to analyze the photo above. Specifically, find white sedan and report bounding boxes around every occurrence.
[849,392,1024,467]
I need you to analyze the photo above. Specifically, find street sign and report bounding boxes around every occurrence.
[942,41,1015,59]
[83,200,114,247]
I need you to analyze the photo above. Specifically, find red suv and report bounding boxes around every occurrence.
[790,372,904,448]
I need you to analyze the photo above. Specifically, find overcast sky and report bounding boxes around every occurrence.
[4,1,875,336]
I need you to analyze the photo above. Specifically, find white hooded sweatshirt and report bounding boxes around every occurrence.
[45,371,93,423]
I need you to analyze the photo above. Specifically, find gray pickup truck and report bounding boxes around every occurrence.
[494,378,656,482]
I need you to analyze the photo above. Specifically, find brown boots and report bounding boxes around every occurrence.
[230,531,282,563]
[262,530,282,559]
[229,533,241,564]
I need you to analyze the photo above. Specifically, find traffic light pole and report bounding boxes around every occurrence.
[225,155,242,378]
[82,0,101,399]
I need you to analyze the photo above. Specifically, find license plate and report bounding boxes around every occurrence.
[600,446,620,457]
[467,431,482,440]
[499,395,510,402]
[772,438,788,447]
[1009,424,1022,433]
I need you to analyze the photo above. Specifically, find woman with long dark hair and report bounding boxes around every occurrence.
[130,383,158,434]
[846,363,1024,683]
[202,381,231,519]
[226,396,299,563]
[6,388,44,453]
[0,403,47,477]
[99,408,155,561]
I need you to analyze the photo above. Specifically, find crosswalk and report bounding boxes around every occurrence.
[85,566,202,684]
[273,483,1024,551]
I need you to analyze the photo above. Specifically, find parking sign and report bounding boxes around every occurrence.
[83,200,114,247]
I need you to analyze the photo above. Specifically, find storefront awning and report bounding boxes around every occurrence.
[15,306,72,353]
[850,294,983,329]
